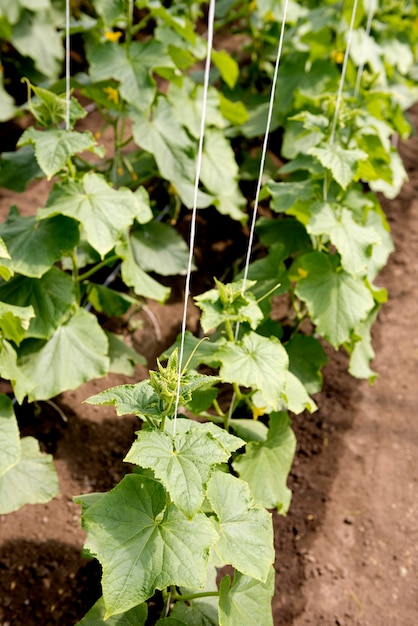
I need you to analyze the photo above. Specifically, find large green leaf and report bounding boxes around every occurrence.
[106,331,146,376]
[346,308,380,382]
[77,474,217,617]
[214,332,288,410]
[18,308,109,401]
[285,333,327,395]
[116,239,170,302]
[0,436,59,514]
[233,412,296,513]
[0,394,20,476]
[88,40,174,109]
[0,267,76,339]
[295,252,375,347]
[207,471,274,582]
[167,78,226,139]
[125,429,232,518]
[200,130,246,220]
[11,10,63,78]
[39,173,144,257]
[307,202,380,276]
[131,97,195,193]
[309,144,367,189]
[0,208,79,278]
[85,379,161,421]
[76,596,148,626]
[130,222,192,276]
[0,145,42,191]
[18,128,102,179]
[218,568,274,626]
[0,77,16,122]
[267,180,316,213]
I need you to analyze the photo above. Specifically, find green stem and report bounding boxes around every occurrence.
[171,590,220,602]
[67,157,76,179]
[224,320,235,343]
[77,255,120,282]
[71,251,80,304]
[212,399,225,418]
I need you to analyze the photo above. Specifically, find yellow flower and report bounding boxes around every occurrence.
[103,86,119,104]
[331,50,344,64]
[297,267,308,278]
[252,405,266,421]
[104,30,122,42]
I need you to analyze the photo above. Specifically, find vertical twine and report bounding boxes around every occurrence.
[173,0,216,435]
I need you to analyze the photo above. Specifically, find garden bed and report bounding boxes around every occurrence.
[0,104,417,626]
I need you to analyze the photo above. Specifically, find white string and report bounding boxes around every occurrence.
[65,0,71,130]
[354,0,375,98]
[239,0,290,302]
[329,0,360,146]
[225,0,289,426]
[173,0,216,435]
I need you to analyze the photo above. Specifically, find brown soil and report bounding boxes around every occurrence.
[0,106,417,626]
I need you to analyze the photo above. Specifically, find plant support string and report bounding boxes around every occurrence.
[173,0,216,435]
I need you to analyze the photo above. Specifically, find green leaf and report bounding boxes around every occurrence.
[18,128,102,179]
[0,146,42,191]
[25,81,87,128]
[0,208,79,278]
[125,429,231,518]
[161,332,225,370]
[0,77,16,122]
[215,332,288,410]
[0,339,36,404]
[218,568,274,626]
[0,394,20,476]
[0,267,76,339]
[233,412,295,513]
[39,173,142,257]
[295,252,375,347]
[0,301,34,345]
[130,222,192,276]
[164,419,244,456]
[87,284,134,318]
[365,210,394,282]
[285,334,327,395]
[116,239,170,303]
[309,144,367,189]
[218,94,249,126]
[282,371,317,414]
[75,596,148,626]
[11,11,63,78]
[0,236,13,281]
[168,78,227,139]
[131,97,195,192]
[171,600,218,626]
[307,202,380,276]
[200,130,245,212]
[78,474,217,617]
[106,331,146,375]
[207,471,274,581]
[85,379,161,422]
[230,419,268,443]
[346,308,379,382]
[267,180,316,213]
[88,40,174,109]
[211,49,239,88]
[195,279,263,333]
[0,436,59,514]
[18,308,109,401]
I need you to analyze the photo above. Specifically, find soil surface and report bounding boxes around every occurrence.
[0,105,417,626]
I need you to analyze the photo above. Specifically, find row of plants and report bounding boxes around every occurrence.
[1,0,418,623]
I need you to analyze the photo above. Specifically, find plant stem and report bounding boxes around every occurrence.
[71,251,80,304]
[171,590,220,602]
[212,399,225,418]
[77,255,120,282]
